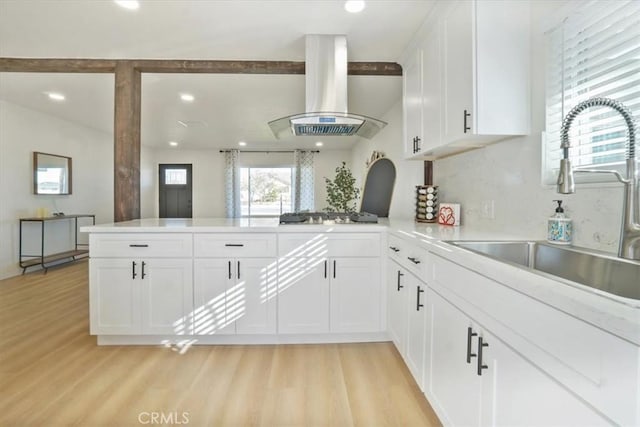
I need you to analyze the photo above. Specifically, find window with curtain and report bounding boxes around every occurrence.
[224,149,241,218]
[542,0,639,185]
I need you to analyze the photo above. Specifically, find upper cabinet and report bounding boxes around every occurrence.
[402,0,530,159]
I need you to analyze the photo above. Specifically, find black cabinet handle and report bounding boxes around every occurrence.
[237,261,240,280]
[397,270,404,291]
[463,110,471,133]
[416,286,424,311]
[132,261,137,279]
[141,261,146,279]
[412,136,417,153]
[407,257,421,265]
[228,260,232,279]
[389,246,400,252]
[225,244,244,247]
[415,136,421,152]
[324,260,328,279]
[466,327,478,363]
[333,260,336,279]
[477,336,489,375]
[129,244,148,248]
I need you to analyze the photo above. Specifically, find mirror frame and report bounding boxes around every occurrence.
[33,152,73,195]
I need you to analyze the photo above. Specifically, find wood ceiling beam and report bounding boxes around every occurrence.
[0,58,402,75]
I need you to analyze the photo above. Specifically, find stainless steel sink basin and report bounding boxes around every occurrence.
[448,241,640,301]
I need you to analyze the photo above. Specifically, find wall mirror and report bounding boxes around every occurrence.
[33,152,72,195]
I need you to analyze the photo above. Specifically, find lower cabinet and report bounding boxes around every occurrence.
[387,260,409,354]
[427,288,611,427]
[404,273,428,391]
[278,257,381,334]
[193,257,277,335]
[89,258,193,335]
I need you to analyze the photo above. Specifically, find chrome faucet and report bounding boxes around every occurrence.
[556,97,639,260]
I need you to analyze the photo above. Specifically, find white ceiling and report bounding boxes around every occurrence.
[0,0,435,150]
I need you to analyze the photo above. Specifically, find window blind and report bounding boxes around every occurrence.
[543,0,640,184]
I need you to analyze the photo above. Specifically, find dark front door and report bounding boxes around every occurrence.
[159,164,192,218]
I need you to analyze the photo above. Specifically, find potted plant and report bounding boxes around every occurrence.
[324,162,360,213]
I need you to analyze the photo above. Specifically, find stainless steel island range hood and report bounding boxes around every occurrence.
[268,35,387,139]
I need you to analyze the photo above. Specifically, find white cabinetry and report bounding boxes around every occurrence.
[427,287,610,427]
[403,49,424,157]
[405,273,428,391]
[193,234,277,335]
[89,233,193,335]
[402,0,530,159]
[278,233,382,334]
[387,260,409,355]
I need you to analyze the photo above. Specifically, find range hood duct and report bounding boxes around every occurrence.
[269,35,387,139]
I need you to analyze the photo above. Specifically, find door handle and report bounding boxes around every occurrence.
[463,109,471,133]
[477,336,489,375]
[132,261,137,279]
[466,327,478,363]
[416,286,424,311]
[397,270,404,291]
[141,261,146,279]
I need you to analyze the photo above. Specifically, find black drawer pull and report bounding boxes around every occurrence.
[225,244,244,247]
[389,246,400,252]
[129,244,149,248]
[228,261,232,279]
[324,260,328,279]
[416,286,424,311]
[333,260,336,279]
[466,327,478,363]
[141,261,146,279]
[477,336,489,375]
[407,257,421,264]
[132,261,137,279]
[237,261,240,280]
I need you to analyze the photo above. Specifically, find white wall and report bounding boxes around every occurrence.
[0,101,114,279]
[431,0,623,253]
[351,100,423,219]
[150,148,352,216]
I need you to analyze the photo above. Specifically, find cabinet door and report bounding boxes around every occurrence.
[278,258,329,334]
[427,289,482,427]
[193,259,235,335]
[89,259,140,335]
[480,330,611,427]
[140,259,193,335]
[405,275,428,391]
[421,21,443,153]
[330,257,381,333]
[443,0,474,142]
[235,258,277,334]
[403,48,423,157]
[387,262,409,355]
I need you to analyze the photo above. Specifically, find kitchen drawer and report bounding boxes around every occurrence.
[90,233,192,258]
[431,254,639,426]
[194,233,277,258]
[278,233,381,258]
[387,233,427,278]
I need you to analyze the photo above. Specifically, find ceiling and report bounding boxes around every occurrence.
[0,0,435,151]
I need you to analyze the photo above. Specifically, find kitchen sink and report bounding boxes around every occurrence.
[448,240,640,301]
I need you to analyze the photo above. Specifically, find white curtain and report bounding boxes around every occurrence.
[293,150,315,212]
[224,149,241,218]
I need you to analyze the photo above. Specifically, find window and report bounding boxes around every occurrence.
[240,167,293,217]
[164,169,187,185]
[542,1,639,184]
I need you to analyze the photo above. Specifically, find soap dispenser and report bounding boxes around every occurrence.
[547,200,572,245]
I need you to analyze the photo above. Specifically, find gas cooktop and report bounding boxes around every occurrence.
[279,212,378,224]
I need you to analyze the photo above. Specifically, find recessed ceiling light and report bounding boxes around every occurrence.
[315,141,324,147]
[114,0,139,10]
[180,93,195,102]
[238,141,247,147]
[46,92,65,101]
[169,141,179,147]
[344,0,365,13]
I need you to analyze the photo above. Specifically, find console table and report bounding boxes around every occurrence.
[19,214,95,273]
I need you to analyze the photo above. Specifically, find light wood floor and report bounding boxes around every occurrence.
[0,260,441,427]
